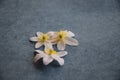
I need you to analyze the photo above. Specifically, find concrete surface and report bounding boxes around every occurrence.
[0,0,120,80]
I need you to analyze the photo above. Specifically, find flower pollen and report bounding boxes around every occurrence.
[44,49,57,55]
[38,34,49,42]
[57,30,67,40]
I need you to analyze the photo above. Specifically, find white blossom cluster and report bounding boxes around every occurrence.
[30,30,78,66]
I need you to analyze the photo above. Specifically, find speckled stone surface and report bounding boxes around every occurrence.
[0,0,120,80]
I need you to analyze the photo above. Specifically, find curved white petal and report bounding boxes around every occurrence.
[49,38,58,44]
[57,51,68,57]
[57,41,65,50]
[43,56,53,65]
[35,42,43,48]
[30,37,38,41]
[35,50,43,53]
[34,50,46,57]
[66,31,75,37]
[44,42,53,49]
[51,54,64,66]
[36,32,43,36]
[65,37,79,46]
[33,54,42,62]
[48,32,58,43]
[47,31,56,37]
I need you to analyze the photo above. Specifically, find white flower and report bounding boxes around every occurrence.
[50,30,79,50]
[33,49,68,66]
[30,32,52,48]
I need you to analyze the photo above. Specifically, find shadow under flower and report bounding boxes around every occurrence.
[33,59,61,69]
[33,58,46,70]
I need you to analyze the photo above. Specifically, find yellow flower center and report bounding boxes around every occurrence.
[44,49,57,55]
[56,30,67,40]
[38,34,49,42]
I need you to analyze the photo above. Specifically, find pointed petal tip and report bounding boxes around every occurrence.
[65,51,68,55]
[33,54,42,63]
[66,37,79,46]
[59,58,64,66]
[36,32,43,36]
[34,50,39,53]
[73,41,79,46]
[57,41,66,50]
[43,57,53,65]
[68,31,75,36]
[29,37,38,42]
[35,42,43,48]
[57,51,68,57]
[51,55,65,66]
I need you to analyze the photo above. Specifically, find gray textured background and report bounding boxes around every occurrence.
[0,0,120,80]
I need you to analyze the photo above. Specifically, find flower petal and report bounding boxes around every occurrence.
[44,42,53,49]
[30,37,38,41]
[57,51,68,57]
[65,37,79,46]
[35,42,43,48]
[67,31,75,37]
[57,41,65,50]
[51,54,64,66]
[34,50,46,57]
[49,38,58,44]
[47,31,55,37]
[43,56,53,65]
[36,32,43,36]
[33,54,42,62]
